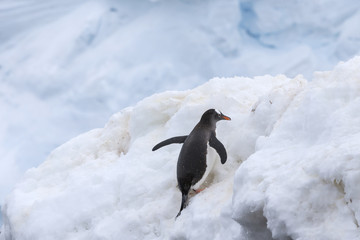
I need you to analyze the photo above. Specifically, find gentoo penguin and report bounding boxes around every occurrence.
[152,109,231,218]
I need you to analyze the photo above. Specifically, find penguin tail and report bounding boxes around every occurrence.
[175,193,188,219]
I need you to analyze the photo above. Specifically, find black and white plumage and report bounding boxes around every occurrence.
[152,109,231,218]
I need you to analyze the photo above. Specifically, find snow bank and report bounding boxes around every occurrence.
[232,56,360,239]
[2,56,360,239]
[0,71,304,239]
[2,0,360,220]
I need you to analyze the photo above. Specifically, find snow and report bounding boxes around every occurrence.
[2,55,360,239]
[2,0,360,232]
[232,57,360,239]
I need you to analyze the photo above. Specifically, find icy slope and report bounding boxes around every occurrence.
[3,56,360,239]
[0,0,242,206]
[232,57,360,239]
[2,0,360,221]
[1,72,305,239]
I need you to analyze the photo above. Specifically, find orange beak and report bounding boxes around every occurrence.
[221,113,231,120]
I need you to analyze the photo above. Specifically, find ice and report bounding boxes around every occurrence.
[2,0,360,233]
[232,57,360,239]
[3,56,360,239]
[1,71,302,239]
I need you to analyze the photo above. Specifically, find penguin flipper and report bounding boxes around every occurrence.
[209,134,227,164]
[152,135,188,151]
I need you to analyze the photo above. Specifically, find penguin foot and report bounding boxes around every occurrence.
[193,188,205,194]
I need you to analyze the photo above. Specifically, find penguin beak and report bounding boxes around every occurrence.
[220,113,231,121]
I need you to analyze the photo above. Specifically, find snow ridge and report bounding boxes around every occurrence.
[2,57,360,239]
[1,72,306,239]
[2,1,360,225]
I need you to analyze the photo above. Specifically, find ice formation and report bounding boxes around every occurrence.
[2,0,360,209]
[2,56,360,239]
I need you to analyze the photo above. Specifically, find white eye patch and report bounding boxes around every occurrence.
[215,109,221,115]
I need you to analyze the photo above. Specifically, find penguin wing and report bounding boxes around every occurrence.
[152,136,188,151]
[209,134,227,164]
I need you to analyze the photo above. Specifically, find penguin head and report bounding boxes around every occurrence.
[200,109,231,125]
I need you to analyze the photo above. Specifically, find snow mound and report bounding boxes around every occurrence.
[2,56,360,239]
[232,56,360,239]
[2,0,360,222]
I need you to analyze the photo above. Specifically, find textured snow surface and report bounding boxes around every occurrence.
[2,56,360,239]
[2,0,360,214]
[232,57,360,240]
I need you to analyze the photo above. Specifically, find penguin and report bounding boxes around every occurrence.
[152,109,231,218]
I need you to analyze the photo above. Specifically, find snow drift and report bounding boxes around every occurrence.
[2,56,360,239]
[2,0,360,222]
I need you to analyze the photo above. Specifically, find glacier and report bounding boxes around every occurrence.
[2,56,360,239]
